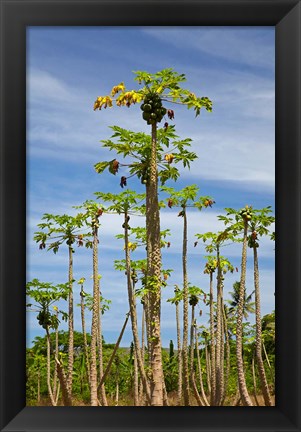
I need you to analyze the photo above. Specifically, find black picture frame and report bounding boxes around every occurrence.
[0,0,300,431]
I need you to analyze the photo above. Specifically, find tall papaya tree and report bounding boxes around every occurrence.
[202,255,218,405]
[26,279,69,405]
[188,285,207,406]
[34,213,86,401]
[220,205,275,406]
[93,68,212,405]
[218,206,254,406]
[162,184,214,405]
[114,222,172,406]
[195,231,235,405]
[247,207,275,406]
[73,200,107,406]
[95,190,152,404]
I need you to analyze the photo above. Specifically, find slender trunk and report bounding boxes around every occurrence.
[53,310,59,400]
[176,300,183,405]
[189,310,204,407]
[80,284,90,386]
[97,315,107,406]
[262,340,274,386]
[134,350,139,406]
[55,357,72,406]
[205,340,211,395]
[191,374,204,406]
[146,123,164,406]
[67,246,74,398]
[139,305,146,404]
[144,293,152,372]
[236,220,253,406]
[90,223,100,406]
[253,246,272,406]
[219,302,225,405]
[45,328,56,406]
[124,211,151,404]
[215,246,223,405]
[222,305,230,405]
[209,272,216,406]
[189,305,195,377]
[46,327,71,406]
[55,380,60,405]
[252,352,260,406]
[195,327,210,406]
[97,312,130,392]
[182,207,190,405]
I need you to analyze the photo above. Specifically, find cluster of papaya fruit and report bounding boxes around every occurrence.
[140,93,166,124]
[239,205,253,220]
[37,310,52,329]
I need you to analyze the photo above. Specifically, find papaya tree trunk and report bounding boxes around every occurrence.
[46,327,71,406]
[236,220,253,406]
[215,245,223,406]
[80,284,90,386]
[253,245,272,406]
[134,350,139,406]
[189,309,204,407]
[219,301,225,405]
[97,313,107,406]
[195,326,210,406]
[209,271,216,406]
[252,352,260,406]
[182,206,190,405]
[139,305,146,404]
[176,300,183,405]
[52,310,59,400]
[55,357,73,406]
[124,211,151,404]
[205,339,211,395]
[90,223,100,406]
[145,123,164,406]
[222,304,230,405]
[45,327,56,406]
[97,312,130,392]
[67,246,74,398]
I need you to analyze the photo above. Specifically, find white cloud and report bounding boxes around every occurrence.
[142,27,274,70]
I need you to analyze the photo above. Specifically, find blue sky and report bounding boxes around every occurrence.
[26,27,275,347]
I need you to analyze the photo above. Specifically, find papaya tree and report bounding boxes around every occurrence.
[202,255,218,404]
[93,68,212,405]
[188,285,208,406]
[26,279,69,405]
[34,213,87,399]
[247,207,275,406]
[73,200,107,406]
[161,184,214,405]
[195,231,235,405]
[94,190,152,404]
[218,206,255,406]
[112,208,172,405]
[167,285,183,405]
[220,205,275,406]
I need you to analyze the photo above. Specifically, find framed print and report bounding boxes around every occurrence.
[0,0,300,431]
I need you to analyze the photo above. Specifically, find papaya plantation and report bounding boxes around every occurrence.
[27,68,275,407]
